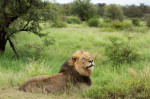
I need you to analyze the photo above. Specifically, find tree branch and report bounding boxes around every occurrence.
[23,21,30,30]
[9,20,30,36]
[20,28,46,37]
[7,36,19,58]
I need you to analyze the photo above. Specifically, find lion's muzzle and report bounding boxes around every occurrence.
[87,60,94,69]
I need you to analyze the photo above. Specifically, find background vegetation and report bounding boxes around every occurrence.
[0,0,150,98]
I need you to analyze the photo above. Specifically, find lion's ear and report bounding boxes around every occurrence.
[72,55,79,62]
[72,50,82,62]
[80,49,84,54]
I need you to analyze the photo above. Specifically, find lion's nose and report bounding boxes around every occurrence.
[89,60,93,63]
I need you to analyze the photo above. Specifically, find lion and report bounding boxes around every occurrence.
[19,50,94,93]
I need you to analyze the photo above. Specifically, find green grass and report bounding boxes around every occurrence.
[1,23,150,98]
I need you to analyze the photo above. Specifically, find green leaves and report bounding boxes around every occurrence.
[71,0,97,21]
[104,36,140,64]
[0,0,60,37]
[104,4,124,21]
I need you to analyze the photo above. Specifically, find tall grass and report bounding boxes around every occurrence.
[1,23,150,98]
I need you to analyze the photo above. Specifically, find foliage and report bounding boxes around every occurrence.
[97,3,106,16]
[104,4,124,21]
[66,16,82,24]
[132,18,140,26]
[99,20,131,31]
[103,18,112,23]
[71,0,97,21]
[88,17,99,27]
[112,20,131,30]
[1,0,59,36]
[59,3,72,16]
[98,21,112,28]
[19,42,44,60]
[123,5,144,18]
[0,0,60,54]
[104,36,140,64]
[51,20,67,28]
[43,36,55,46]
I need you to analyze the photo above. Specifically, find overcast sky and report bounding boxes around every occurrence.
[49,0,150,5]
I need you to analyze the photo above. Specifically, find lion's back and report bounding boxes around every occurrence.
[19,74,68,93]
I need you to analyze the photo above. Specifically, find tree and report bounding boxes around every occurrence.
[139,3,150,14]
[71,0,97,21]
[0,0,59,56]
[58,3,72,16]
[123,5,143,18]
[104,4,124,21]
[97,3,105,16]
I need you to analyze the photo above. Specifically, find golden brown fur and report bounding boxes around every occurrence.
[19,50,94,93]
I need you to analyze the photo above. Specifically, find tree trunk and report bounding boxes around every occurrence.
[0,32,7,54]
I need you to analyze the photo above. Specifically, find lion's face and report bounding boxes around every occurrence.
[72,51,94,77]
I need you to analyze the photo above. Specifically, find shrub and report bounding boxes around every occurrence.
[104,18,112,23]
[88,17,99,27]
[98,21,112,28]
[66,16,82,24]
[104,36,140,64]
[146,15,150,27]
[104,4,124,21]
[51,20,67,28]
[132,18,140,26]
[19,43,44,59]
[43,36,55,46]
[112,20,131,30]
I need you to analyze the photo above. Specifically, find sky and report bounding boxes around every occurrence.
[49,0,150,5]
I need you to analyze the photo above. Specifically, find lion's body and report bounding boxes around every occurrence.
[19,50,94,93]
[20,73,68,93]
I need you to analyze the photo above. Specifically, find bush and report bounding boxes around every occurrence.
[20,43,44,59]
[71,0,97,21]
[104,36,140,64]
[43,36,55,46]
[104,18,112,23]
[104,4,124,21]
[98,21,112,28]
[112,20,131,30]
[51,20,67,28]
[88,17,99,27]
[132,18,140,26]
[85,77,146,98]
[146,15,150,27]
[99,20,131,32]
[66,16,82,24]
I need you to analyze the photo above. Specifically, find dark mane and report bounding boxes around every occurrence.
[59,59,71,73]
[59,59,92,86]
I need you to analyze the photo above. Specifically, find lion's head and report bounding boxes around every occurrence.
[70,50,94,77]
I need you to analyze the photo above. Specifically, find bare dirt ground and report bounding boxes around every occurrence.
[0,87,88,99]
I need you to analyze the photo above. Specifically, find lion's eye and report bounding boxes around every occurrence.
[82,58,86,61]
